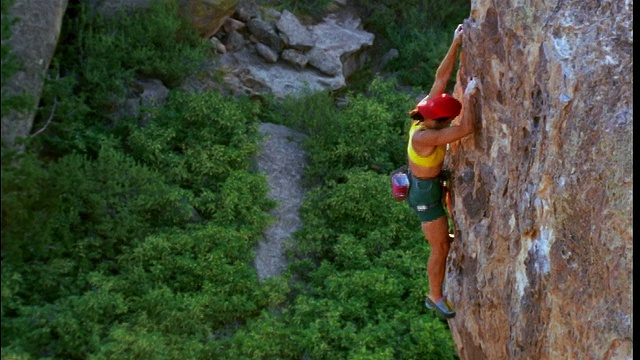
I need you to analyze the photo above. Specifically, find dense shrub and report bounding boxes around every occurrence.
[350,0,470,89]
[127,91,261,191]
[32,0,209,157]
[220,170,457,359]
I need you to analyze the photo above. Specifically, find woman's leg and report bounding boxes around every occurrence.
[421,215,450,301]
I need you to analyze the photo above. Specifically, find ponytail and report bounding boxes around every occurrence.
[409,108,424,121]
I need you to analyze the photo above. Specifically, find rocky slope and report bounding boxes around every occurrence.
[445,1,632,359]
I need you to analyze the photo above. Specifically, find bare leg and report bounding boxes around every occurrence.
[421,216,451,302]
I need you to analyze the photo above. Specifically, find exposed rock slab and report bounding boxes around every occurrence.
[308,12,373,78]
[253,123,307,281]
[216,9,373,98]
[444,1,633,359]
[276,10,315,51]
[220,47,346,98]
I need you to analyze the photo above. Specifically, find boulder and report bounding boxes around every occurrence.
[276,10,315,51]
[180,0,238,39]
[256,42,279,63]
[309,12,373,78]
[247,17,284,52]
[281,49,308,70]
[307,47,343,77]
[213,8,374,98]
[445,1,633,359]
[220,47,345,98]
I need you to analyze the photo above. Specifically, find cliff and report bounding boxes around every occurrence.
[446,1,632,359]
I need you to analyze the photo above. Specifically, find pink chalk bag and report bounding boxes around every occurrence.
[391,165,410,201]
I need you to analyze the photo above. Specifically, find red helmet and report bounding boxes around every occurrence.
[417,94,462,120]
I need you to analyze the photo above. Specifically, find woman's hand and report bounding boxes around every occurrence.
[464,77,479,97]
[453,24,463,45]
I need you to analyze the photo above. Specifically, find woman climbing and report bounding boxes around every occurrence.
[407,23,480,319]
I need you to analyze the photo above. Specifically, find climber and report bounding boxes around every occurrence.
[406,23,480,319]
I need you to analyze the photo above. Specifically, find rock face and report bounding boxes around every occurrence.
[445,1,632,359]
[1,0,68,151]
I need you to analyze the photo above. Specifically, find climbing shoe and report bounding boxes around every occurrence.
[425,296,456,319]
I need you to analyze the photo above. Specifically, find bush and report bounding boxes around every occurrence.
[228,169,457,359]
[350,0,470,89]
[32,0,208,157]
[126,91,261,192]
[301,77,414,183]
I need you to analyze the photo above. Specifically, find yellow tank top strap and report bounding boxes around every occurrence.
[407,121,446,168]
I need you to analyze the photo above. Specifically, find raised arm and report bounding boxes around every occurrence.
[426,24,464,100]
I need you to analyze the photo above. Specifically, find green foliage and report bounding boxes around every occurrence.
[61,0,206,88]
[225,169,457,359]
[300,78,414,183]
[350,0,470,88]
[32,0,208,156]
[3,224,284,359]
[1,146,193,303]
[261,89,340,134]
[127,91,260,191]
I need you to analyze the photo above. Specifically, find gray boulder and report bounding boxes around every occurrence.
[247,17,284,53]
[309,13,374,78]
[276,10,315,51]
[307,47,343,77]
[213,8,374,98]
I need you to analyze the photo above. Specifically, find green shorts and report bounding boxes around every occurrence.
[407,171,446,223]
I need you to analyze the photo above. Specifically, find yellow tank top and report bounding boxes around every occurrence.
[407,121,446,167]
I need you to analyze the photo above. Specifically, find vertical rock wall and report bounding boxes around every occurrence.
[446,1,632,359]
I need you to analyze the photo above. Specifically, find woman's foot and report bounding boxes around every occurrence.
[425,296,456,319]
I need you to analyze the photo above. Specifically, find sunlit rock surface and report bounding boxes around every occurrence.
[445,1,632,359]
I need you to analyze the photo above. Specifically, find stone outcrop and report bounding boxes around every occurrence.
[180,0,239,39]
[1,0,68,151]
[210,4,374,98]
[445,1,632,359]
